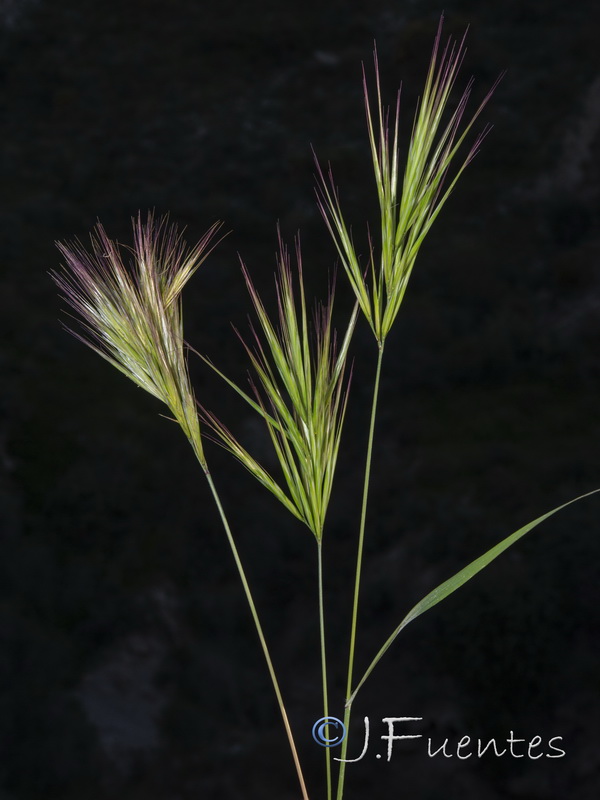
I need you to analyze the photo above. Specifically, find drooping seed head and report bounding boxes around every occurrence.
[52,212,222,467]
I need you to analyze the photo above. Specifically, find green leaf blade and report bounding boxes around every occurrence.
[347,488,600,707]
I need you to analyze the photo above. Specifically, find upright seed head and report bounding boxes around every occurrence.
[315,15,502,344]
[199,231,356,541]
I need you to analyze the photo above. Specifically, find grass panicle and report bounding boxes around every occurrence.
[53,212,222,467]
[316,15,501,344]
[201,232,356,541]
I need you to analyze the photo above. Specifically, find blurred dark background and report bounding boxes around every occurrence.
[1,0,599,798]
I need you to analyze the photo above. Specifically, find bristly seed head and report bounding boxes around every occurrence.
[52,212,223,468]
[199,231,357,541]
[315,15,502,344]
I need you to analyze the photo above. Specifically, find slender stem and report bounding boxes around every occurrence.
[336,341,385,800]
[204,471,310,800]
[317,539,332,800]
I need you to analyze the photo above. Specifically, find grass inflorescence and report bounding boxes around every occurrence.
[200,231,355,541]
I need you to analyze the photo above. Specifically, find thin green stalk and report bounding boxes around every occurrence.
[318,539,332,800]
[203,470,310,800]
[336,341,385,800]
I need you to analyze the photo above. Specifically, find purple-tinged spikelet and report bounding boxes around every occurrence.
[53,212,222,466]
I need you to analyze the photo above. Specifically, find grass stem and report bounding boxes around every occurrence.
[204,471,310,800]
[336,341,385,800]
[318,539,332,800]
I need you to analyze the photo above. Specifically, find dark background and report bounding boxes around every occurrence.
[2,0,599,798]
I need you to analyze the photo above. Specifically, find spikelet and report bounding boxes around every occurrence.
[52,212,222,467]
[200,232,356,540]
[316,16,501,344]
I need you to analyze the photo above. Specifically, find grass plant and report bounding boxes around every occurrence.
[52,16,597,800]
